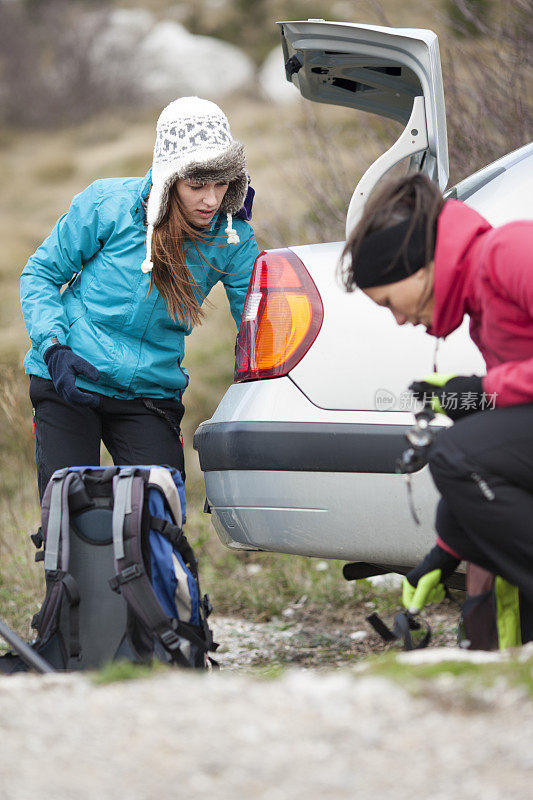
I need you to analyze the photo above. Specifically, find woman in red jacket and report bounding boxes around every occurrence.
[342,173,533,617]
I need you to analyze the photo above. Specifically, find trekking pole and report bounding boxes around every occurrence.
[0,618,55,674]
[396,407,436,525]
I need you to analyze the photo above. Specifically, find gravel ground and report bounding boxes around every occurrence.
[212,594,462,671]
[1,615,533,799]
[0,648,532,800]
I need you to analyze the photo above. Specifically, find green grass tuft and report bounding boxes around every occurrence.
[91,659,169,685]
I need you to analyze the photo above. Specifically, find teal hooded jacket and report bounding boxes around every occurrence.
[20,171,259,400]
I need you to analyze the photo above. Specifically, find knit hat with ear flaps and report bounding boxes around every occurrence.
[141,96,248,273]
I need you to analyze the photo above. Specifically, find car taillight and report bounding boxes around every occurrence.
[234,249,324,382]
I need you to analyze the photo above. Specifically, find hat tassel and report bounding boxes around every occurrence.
[141,224,154,273]
[225,213,240,245]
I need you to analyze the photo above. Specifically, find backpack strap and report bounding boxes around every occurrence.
[149,517,198,576]
[44,468,72,571]
[39,570,81,659]
[110,468,208,664]
[112,466,135,560]
[37,469,85,660]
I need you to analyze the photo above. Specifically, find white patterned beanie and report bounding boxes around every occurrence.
[141,96,248,273]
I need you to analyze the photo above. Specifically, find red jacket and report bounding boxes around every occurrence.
[429,200,533,407]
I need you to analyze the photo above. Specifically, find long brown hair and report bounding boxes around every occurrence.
[149,182,210,327]
[341,173,445,292]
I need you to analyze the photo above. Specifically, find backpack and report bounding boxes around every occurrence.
[0,465,217,673]
[459,563,533,650]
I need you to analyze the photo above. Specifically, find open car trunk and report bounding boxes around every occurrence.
[279,19,449,232]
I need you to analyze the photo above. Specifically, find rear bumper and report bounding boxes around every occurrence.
[193,379,442,564]
[193,420,419,473]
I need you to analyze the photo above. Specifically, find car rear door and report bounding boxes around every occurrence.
[279,20,449,231]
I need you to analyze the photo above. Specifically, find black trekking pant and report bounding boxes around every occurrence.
[30,376,185,501]
[428,403,533,605]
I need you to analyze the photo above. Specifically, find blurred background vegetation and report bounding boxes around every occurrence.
[0,0,531,639]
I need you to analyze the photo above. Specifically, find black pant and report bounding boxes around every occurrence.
[429,403,533,604]
[30,376,185,500]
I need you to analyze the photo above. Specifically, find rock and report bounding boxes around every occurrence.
[258,45,301,105]
[398,646,510,665]
[367,573,404,589]
[136,21,255,104]
[85,12,254,105]
[349,630,368,642]
[87,8,156,93]
[281,607,296,618]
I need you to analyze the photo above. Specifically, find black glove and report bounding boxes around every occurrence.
[403,544,461,613]
[409,374,485,421]
[43,344,100,408]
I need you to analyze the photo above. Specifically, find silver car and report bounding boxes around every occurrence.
[194,20,533,578]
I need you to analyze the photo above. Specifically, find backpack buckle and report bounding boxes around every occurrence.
[160,628,181,651]
[31,527,43,549]
[45,569,65,583]
[202,594,213,618]
[109,563,144,592]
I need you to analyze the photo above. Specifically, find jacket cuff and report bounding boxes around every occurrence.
[38,335,66,362]
[436,535,462,561]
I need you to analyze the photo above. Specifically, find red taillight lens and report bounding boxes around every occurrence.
[234,249,324,382]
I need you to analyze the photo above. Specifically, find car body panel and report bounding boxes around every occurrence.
[205,468,439,564]
[194,375,447,563]
[286,242,485,410]
[447,142,533,225]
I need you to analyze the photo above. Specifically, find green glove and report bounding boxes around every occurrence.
[403,545,461,614]
[409,374,485,420]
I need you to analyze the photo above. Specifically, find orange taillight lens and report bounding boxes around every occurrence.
[235,249,323,382]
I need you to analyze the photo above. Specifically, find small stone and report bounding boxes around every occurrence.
[349,631,368,643]
[281,607,295,618]
[315,561,329,572]
[245,564,263,576]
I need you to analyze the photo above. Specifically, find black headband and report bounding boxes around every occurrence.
[350,216,435,289]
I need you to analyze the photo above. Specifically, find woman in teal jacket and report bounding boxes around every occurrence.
[21,96,259,498]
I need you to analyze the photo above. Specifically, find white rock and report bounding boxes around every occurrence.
[258,45,301,105]
[367,573,404,589]
[349,630,368,642]
[398,647,507,665]
[281,607,295,618]
[315,560,329,571]
[88,8,156,87]
[137,21,255,103]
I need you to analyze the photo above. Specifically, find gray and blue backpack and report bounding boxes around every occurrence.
[1,465,217,672]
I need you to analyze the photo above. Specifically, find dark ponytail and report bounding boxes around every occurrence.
[341,173,445,292]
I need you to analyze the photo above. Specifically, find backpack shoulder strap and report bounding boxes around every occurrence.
[43,468,72,571]
[110,468,199,665]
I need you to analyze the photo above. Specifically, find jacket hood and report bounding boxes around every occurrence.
[428,200,492,338]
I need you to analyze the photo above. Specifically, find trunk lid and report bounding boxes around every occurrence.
[279,20,449,229]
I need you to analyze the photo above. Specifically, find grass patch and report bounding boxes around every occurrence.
[255,663,286,680]
[91,659,169,685]
[357,649,533,699]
